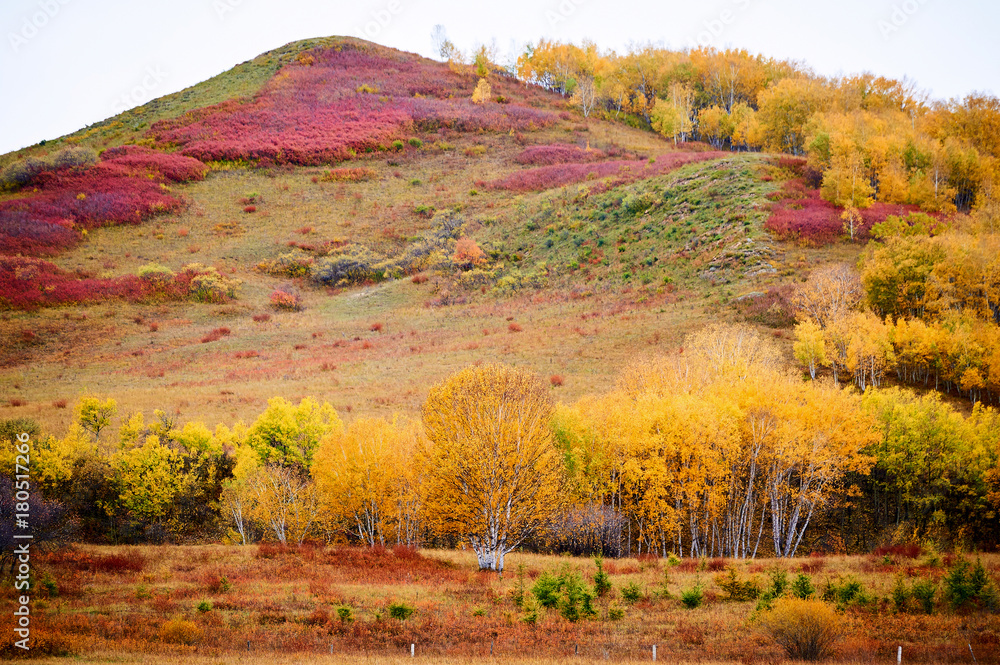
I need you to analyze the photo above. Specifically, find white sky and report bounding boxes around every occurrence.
[1,0,997,156]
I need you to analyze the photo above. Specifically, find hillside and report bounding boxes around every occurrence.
[0,37,818,434]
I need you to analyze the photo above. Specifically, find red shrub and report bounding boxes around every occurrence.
[99,145,207,182]
[243,205,257,213]
[53,399,68,408]
[765,178,931,246]
[549,374,564,386]
[508,322,523,332]
[370,322,383,332]
[234,350,259,359]
[411,274,428,284]
[148,45,555,166]
[0,158,193,256]
[252,312,271,322]
[9,399,26,407]
[0,257,193,310]
[707,557,727,572]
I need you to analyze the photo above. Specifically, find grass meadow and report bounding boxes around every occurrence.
[3,545,999,663]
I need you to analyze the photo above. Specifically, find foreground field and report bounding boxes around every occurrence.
[4,545,999,663]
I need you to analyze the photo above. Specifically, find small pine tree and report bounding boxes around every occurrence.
[791,573,814,600]
[593,557,612,597]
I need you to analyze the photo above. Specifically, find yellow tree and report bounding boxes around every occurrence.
[312,417,421,546]
[793,319,828,380]
[420,364,564,574]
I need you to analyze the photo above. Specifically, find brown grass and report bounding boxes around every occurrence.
[10,546,998,664]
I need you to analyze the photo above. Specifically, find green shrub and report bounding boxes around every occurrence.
[532,571,562,608]
[555,568,595,622]
[822,575,870,606]
[716,566,761,601]
[759,598,842,661]
[521,595,539,624]
[911,579,936,614]
[665,553,681,567]
[197,600,212,613]
[511,564,527,608]
[41,573,58,598]
[593,557,611,597]
[621,582,642,604]
[608,604,625,620]
[767,568,789,597]
[408,138,423,148]
[791,573,814,600]
[388,601,415,620]
[891,576,910,613]
[392,140,405,150]
[336,606,354,623]
[680,584,704,609]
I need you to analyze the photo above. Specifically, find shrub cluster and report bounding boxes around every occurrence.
[149,45,556,166]
[0,152,204,256]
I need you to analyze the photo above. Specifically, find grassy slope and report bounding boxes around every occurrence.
[0,40,862,434]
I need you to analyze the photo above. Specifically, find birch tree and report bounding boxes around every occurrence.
[420,364,564,575]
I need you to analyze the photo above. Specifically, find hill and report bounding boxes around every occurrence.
[0,37,812,433]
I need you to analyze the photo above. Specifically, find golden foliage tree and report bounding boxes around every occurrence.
[420,364,564,573]
[312,417,422,546]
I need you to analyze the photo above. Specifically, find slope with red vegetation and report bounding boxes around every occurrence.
[765,178,929,245]
[0,257,203,310]
[0,147,205,256]
[150,45,556,165]
[487,151,727,192]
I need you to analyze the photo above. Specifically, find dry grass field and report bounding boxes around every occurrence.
[3,545,999,663]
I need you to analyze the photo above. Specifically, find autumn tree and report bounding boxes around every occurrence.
[420,364,564,574]
[312,417,422,546]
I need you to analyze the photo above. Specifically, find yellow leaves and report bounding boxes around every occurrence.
[470,78,491,105]
[312,416,422,545]
[110,434,188,521]
[76,396,117,440]
[793,319,827,380]
[246,396,342,470]
[420,364,563,569]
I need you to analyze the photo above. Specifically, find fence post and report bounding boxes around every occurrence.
[653,644,657,661]
[897,646,901,664]
[411,643,415,658]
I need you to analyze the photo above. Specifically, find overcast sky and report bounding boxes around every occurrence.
[1,0,997,155]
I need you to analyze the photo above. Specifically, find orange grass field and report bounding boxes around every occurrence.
[3,544,999,663]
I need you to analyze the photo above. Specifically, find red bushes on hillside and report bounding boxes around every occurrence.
[0,149,205,257]
[488,152,725,192]
[149,45,555,166]
[0,258,217,310]
[100,145,208,182]
[765,178,929,245]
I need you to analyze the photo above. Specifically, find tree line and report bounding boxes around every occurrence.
[3,326,998,566]
[495,41,998,217]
